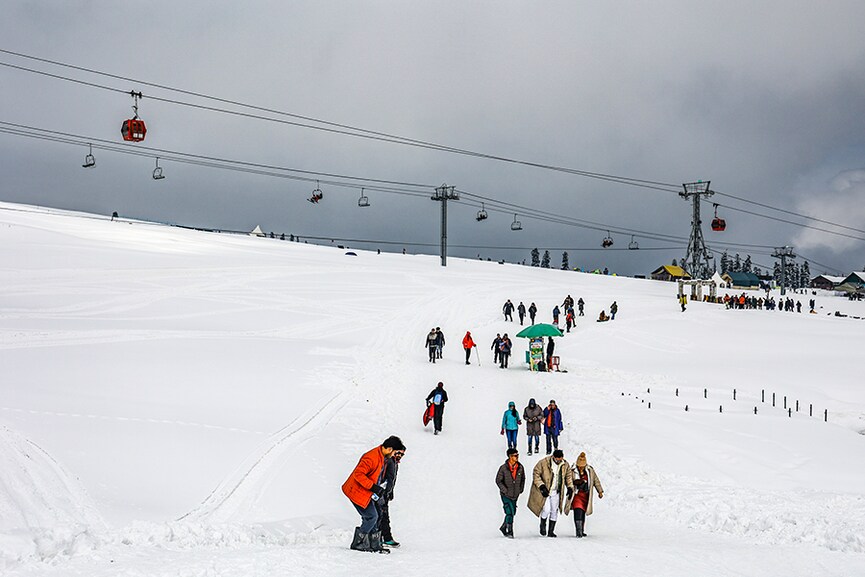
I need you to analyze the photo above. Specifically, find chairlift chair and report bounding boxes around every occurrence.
[602,231,614,248]
[510,213,522,231]
[628,235,639,250]
[308,181,323,204]
[711,203,726,231]
[82,144,95,168]
[358,188,370,207]
[152,157,165,180]
[476,203,488,221]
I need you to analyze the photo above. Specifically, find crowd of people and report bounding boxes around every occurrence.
[343,295,620,553]
[721,293,814,313]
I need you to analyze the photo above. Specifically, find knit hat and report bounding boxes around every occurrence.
[576,452,587,467]
[549,399,556,405]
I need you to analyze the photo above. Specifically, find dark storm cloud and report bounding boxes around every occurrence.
[1,1,864,275]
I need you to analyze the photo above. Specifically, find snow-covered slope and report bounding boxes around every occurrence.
[1,201,864,576]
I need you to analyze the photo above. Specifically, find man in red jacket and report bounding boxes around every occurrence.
[342,435,406,553]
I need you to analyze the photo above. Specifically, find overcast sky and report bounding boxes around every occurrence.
[2,1,864,275]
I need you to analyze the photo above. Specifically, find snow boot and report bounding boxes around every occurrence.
[500,521,508,537]
[574,518,583,538]
[581,521,588,537]
[527,447,532,456]
[548,520,557,538]
[349,527,366,551]
[506,523,514,539]
[369,530,390,554]
[539,518,547,536]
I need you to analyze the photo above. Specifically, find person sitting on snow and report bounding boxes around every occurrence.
[597,310,609,322]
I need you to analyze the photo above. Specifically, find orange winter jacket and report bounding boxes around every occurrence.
[463,333,476,349]
[342,446,386,508]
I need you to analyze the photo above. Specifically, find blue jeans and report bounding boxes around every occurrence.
[546,433,559,454]
[528,434,539,450]
[505,429,518,449]
[353,499,379,533]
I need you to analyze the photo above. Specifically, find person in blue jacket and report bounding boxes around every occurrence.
[501,401,522,449]
[543,400,564,455]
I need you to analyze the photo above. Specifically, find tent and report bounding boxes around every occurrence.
[249,225,265,237]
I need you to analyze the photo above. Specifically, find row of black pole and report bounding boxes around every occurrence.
[636,387,828,422]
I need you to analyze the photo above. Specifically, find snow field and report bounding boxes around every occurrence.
[1,201,864,576]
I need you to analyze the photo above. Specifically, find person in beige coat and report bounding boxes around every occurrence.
[569,451,604,537]
[527,450,574,537]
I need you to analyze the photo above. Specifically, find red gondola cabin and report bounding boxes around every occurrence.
[711,217,726,232]
[121,119,147,142]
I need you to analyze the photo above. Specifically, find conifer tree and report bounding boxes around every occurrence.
[561,251,569,270]
[743,255,752,273]
[531,248,540,267]
[733,253,741,273]
[720,251,729,274]
[541,250,551,269]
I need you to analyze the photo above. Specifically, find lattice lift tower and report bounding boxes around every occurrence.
[680,181,715,279]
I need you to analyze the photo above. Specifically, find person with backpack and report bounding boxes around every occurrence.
[528,302,537,324]
[425,328,438,363]
[425,382,448,435]
[565,308,575,332]
[543,400,563,454]
[499,334,512,369]
[462,331,477,365]
[517,302,526,325]
[501,401,522,449]
[523,398,543,455]
[610,301,618,320]
[495,448,526,538]
[577,297,585,316]
[435,327,445,359]
[552,305,560,326]
[342,435,406,554]
[569,451,604,538]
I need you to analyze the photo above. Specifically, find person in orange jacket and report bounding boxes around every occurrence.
[462,331,477,365]
[342,435,406,553]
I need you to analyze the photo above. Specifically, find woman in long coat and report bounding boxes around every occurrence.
[569,451,604,537]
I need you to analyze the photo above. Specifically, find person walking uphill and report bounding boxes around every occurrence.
[570,451,604,538]
[501,401,522,449]
[517,302,526,325]
[462,331,477,365]
[523,398,543,455]
[495,448,526,538]
[342,435,406,554]
[610,301,618,320]
[425,328,438,363]
[435,327,445,359]
[543,400,564,454]
[528,449,574,538]
[528,302,537,325]
[426,382,448,435]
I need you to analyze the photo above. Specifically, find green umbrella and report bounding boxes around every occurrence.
[515,323,564,338]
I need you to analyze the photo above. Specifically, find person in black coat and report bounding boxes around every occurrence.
[495,448,526,538]
[503,300,515,321]
[491,333,502,364]
[517,302,526,325]
[426,382,449,435]
[528,302,537,325]
[378,448,404,547]
[546,337,555,371]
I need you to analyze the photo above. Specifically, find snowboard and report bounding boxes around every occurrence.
[423,404,435,426]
